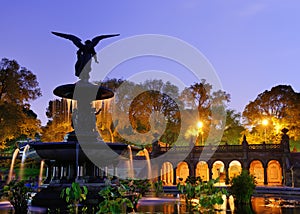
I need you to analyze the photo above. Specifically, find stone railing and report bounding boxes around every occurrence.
[0,152,13,159]
[155,142,284,154]
[247,143,283,152]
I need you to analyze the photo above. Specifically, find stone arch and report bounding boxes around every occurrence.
[228,160,242,180]
[176,161,189,183]
[249,160,264,185]
[195,161,209,182]
[267,160,282,185]
[212,160,225,184]
[160,162,173,186]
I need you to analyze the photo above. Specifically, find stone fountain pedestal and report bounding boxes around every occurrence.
[30,80,132,209]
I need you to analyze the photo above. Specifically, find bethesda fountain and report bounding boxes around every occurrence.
[29,31,136,208]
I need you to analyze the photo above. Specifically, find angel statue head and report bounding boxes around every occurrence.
[52,32,120,82]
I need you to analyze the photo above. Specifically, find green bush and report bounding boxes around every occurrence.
[1,180,31,213]
[97,184,133,214]
[120,178,151,209]
[230,170,256,205]
[153,180,164,196]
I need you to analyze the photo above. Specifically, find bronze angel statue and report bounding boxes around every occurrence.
[52,32,119,81]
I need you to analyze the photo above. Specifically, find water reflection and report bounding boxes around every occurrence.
[137,196,300,214]
[252,196,300,214]
[136,197,184,213]
[1,195,300,213]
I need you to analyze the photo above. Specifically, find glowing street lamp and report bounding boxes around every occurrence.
[197,121,203,146]
[262,119,268,143]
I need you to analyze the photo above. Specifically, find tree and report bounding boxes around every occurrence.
[97,78,135,142]
[0,58,41,148]
[180,79,230,145]
[242,85,300,143]
[42,99,73,142]
[221,109,245,145]
[97,79,182,146]
[128,88,181,145]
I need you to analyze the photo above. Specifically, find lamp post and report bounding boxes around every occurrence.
[197,121,203,146]
[262,119,268,143]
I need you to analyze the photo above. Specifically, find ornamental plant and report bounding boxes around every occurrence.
[153,180,164,196]
[97,184,133,214]
[1,180,32,214]
[177,176,227,212]
[60,182,88,214]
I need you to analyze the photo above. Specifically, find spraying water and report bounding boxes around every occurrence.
[21,144,30,163]
[38,160,45,187]
[66,98,72,123]
[143,148,152,179]
[7,148,20,184]
[19,144,30,180]
[127,145,134,178]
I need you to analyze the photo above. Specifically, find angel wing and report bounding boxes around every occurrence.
[91,34,120,47]
[52,31,84,48]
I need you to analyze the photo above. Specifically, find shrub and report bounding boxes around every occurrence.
[97,185,133,214]
[153,180,164,196]
[1,180,31,213]
[230,170,256,205]
[177,176,227,212]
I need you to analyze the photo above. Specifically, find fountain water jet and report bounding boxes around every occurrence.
[19,144,30,180]
[143,148,152,179]
[7,148,19,184]
[66,98,72,123]
[38,160,45,187]
[128,145,134,178]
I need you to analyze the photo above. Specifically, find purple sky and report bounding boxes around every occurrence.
[1,1,300,125]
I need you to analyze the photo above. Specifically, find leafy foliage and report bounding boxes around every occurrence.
[97,78,182,145]
[221,109,245,144]
[129,89,181,145]
[180,79,230,145]
[153,180,164,196]
[60,182,88,213]
[177,176,227,212]
[97,184,133,214]
[0,58,41,148]
[121,178,151,196]
[42,99,73,142]
[97,78,232,147]
[1,180,32,213]
[230,170,256,205]
[0,58,41,104]
[243,85,300,142]
[118,178,151,210]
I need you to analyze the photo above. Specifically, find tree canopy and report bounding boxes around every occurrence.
[41,99,73,142]
[221,109,245,145]
[98,79,182,146]
[95,78,233,147]
[243,85,300,143]
[0,58,41,149]
[180,79,230,145]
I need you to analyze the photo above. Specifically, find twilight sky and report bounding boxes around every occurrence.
[1,1,300,125]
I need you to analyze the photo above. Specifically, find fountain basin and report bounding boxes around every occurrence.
[30,141,129,162]
[53,82,114,100]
